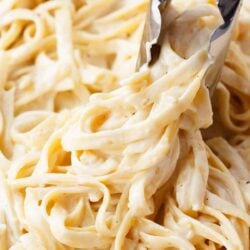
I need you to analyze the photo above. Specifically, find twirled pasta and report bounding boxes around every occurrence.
[0,0,250,249]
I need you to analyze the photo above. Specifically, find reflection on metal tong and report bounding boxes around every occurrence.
[205,0,242,95]
[137,0,242,96]
[136,0,170,69]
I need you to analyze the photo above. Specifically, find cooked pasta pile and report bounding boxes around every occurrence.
[0,0,250,249]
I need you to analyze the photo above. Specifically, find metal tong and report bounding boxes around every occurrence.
[137,0,242,95]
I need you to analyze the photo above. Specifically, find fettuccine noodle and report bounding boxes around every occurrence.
[0,0,250,249]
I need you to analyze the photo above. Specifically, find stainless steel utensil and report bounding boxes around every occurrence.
[136,0,170,69]
[137,0,242,95]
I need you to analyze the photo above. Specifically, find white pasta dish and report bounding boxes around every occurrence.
[0,0,250,249]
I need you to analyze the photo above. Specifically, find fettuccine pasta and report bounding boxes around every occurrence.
[0,0,250,249]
